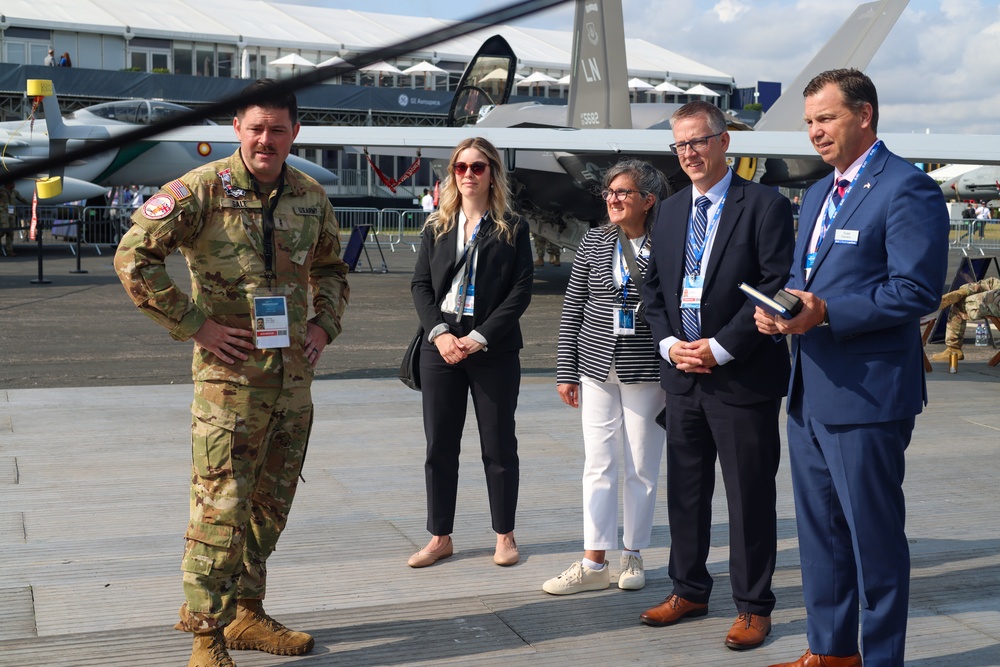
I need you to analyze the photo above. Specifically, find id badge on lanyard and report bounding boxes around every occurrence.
[253,292,290,349]
[681,275,704,309]
[461,283,476,317]
[613,307,636,336]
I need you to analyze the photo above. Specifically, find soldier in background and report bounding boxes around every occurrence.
[115,79,349,667]
[931,277,1000,361]
[0,182,29,257]
[533,233,561,267]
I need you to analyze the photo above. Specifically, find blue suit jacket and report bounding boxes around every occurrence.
[788,143,949,425]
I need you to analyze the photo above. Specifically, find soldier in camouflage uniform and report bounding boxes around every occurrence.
[114,79,349,667]
[533,232,561,267]
[930,277,1000,361]
[1,182,29,256]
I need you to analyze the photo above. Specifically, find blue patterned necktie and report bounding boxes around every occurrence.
[681,195,711,342]
[831,178,849,209]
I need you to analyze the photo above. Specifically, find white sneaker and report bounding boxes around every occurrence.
[617,553,645,590]
[542,561,610,595]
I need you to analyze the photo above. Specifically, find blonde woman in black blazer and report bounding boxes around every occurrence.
[542,159,670,596]
[408,137,533,569]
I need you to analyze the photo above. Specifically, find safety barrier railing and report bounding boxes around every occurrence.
[379,208,429,252]
[950,219,1000,254]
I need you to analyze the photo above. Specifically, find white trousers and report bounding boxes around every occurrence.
[579,368,665,551]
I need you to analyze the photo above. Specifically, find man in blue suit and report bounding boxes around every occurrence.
[756,69,949,667]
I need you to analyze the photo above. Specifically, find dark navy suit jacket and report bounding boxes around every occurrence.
[642,172,794,405]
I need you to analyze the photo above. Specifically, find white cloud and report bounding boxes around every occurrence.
[712,0,750,23]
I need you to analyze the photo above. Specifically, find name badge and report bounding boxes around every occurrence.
[834,229,860,245]
[613,307,636,336]
[253,295,290,349]
[294,207,320,215]
[461,283,476,316]
[680,275,704,309]
[222,199,263,209]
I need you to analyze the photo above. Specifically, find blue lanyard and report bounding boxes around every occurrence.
[687,191,727,276]
[814,140,881,252]
[617,235,647,304]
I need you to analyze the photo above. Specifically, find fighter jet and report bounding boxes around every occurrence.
[0,90,335,204]
[941,166,1000,202]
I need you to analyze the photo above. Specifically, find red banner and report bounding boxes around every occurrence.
[29,189,38,241]
[364,151,420,194]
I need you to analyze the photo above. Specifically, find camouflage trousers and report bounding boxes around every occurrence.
[533,233,560,260]
[177,380,314,633]
[945,278,1000,347]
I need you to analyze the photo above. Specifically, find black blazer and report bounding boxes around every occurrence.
[411,213,533,353]
[641,173,794,405]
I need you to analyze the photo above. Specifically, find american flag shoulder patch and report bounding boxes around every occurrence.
[164,179,192,201]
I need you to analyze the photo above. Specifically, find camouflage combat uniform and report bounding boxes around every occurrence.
[943,277,1000,347]
[533,233,561,266]
[0,185,28,255]
[114,149,349,633]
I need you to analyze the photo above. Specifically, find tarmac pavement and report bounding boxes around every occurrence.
[1,239,999,666]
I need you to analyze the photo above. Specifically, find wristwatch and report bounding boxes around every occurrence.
[818,300,830,327]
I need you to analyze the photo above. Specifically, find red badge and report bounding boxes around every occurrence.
[142,194,176,220]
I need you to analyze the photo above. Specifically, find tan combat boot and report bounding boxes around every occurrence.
[224,598,314,656]
[930,347,964,362]
[188,630,236,667]
[549,252,561,267]
[534,256,544,267]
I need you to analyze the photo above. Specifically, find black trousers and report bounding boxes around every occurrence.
[663,383,781,616]
[419,344,521,536]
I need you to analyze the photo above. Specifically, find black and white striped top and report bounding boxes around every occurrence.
[556,225,661,385]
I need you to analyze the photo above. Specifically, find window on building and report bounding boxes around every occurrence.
[173,42,192,76]
[3,30,51,65]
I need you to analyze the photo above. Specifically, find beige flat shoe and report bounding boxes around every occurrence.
[407,536,453,568]
[494,537,519,566]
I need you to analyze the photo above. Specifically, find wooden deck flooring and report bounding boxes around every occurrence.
[1,372,999,666]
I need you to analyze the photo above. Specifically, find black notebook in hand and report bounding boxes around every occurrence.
[739,283,803,319]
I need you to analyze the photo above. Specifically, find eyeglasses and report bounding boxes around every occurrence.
[601,188,644,202]
[453,161,488,176]
[669,132,724,155]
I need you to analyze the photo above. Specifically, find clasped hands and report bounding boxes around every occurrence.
[669,338,718,374]
[434,332,484,365]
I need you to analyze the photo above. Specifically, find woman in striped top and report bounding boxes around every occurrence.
[542,158,670,596]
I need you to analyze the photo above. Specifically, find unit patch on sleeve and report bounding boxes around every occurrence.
[142,193,176,220]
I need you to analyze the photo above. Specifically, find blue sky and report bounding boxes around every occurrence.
[278,0,1000,135]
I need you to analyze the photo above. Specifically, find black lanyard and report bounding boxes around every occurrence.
[253,171,284,287]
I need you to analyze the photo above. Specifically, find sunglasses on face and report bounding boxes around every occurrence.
[453,161,488,177]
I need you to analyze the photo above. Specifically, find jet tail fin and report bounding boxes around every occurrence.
[566,0,631,129]
[755,0,908,131]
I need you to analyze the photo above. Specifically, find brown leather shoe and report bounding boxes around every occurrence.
[724,612,770,650]
[407,536,453,568]
[639,594,708,626]
[768,648,863,667]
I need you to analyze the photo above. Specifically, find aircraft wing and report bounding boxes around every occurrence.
[159,125,1000,166]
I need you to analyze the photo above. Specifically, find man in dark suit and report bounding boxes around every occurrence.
[757,69,949,667]
[639,101,794,651]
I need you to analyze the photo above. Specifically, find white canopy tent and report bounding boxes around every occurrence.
[685,84,721,97]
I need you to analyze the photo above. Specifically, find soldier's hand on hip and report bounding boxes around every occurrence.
[192,319,254,364]
[304,322,328,367]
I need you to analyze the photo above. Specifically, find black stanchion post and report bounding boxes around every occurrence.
[70,216,88,274]
[30,224,51,285]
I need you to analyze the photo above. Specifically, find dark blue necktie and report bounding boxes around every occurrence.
[681,195,711,342]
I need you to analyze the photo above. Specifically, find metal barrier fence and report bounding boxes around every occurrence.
[332,207,428,252]
[948,218,1000,254]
